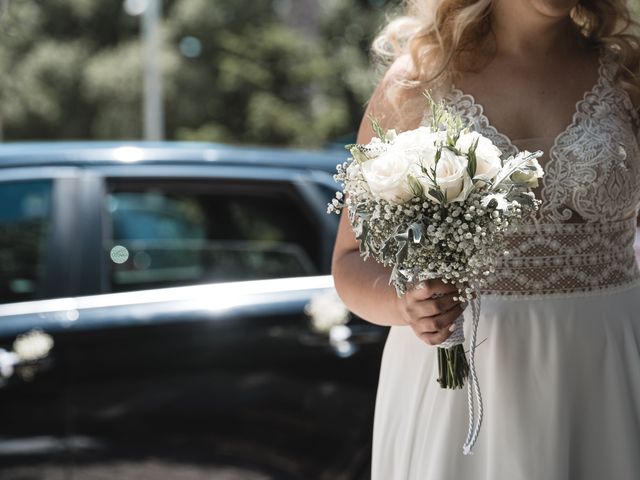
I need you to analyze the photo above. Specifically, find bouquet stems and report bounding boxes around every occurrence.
[437,344,469,389]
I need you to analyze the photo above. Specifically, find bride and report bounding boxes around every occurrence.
[331,0,640,478]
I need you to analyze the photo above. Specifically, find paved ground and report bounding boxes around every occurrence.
[0,461,274,480]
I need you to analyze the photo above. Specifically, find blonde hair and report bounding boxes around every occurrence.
[373,0,640,97]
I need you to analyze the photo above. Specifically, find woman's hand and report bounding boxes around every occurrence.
[396,280,465,346]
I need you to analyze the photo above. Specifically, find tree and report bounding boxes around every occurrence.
[0,0,397,146]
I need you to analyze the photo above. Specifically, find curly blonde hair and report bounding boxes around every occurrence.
[373,0,640,97]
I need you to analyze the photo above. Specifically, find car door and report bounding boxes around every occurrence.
[0,168,81,477]
[59,164,386,479]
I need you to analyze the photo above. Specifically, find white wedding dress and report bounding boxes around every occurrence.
[371,50,640,479]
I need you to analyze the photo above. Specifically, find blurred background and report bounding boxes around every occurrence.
[0,0,399,146]
[0,1,640,479]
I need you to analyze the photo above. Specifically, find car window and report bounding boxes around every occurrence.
[104,181,320,292]
[318,184,340,207]
[0,180,53,303]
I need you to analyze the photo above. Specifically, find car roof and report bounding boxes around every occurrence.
[0,141,346,172]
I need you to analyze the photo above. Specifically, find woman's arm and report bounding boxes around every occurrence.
[331,59,463,345]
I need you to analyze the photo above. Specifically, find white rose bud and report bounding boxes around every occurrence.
[417,148,472,204]
[456,131,502,182]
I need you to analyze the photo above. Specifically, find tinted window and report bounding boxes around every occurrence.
[104,181,320,292]
[319,184,340,207]
[0,180,53,303]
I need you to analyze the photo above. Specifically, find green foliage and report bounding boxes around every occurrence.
[0,0,398,146]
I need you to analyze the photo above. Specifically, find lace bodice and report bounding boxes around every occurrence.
[427,49,640,296]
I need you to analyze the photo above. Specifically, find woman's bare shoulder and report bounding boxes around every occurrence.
[358,55,431,143]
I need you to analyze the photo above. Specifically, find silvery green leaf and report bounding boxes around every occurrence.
[393,223,424,265]
[380,237,396,257]
[492,150,543,190]
[348,145,371,164]
[396,240,409,264]
[480,193,509,210]
[506,190,536,208]
[353,221,367,242]
[406,223,424,244]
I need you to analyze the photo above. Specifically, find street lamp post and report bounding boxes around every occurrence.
[142,0,164,140]
[125,0,164,141]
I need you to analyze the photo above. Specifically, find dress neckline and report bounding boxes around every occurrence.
[444,47,610,158]
[439,47,622,223]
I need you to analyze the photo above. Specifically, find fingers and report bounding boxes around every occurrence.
[398,280,468,346]
[403,292,459,321]
[419,330,452,346]
[423,292,459,318]
[418,302,463,332]
[415,303,464,346]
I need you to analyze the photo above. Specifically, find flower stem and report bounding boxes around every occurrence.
[437,345,469,389]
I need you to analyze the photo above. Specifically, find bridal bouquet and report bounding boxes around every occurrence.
[328,94,543,453]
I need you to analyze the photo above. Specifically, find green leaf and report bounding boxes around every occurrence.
[368,114,387,142]
[428,187,446,204]
[407,175,424,197]
[467,137,479,179]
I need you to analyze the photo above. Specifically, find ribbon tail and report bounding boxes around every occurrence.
[462,291,483,455]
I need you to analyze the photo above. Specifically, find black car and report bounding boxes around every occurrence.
[0,142,387,480]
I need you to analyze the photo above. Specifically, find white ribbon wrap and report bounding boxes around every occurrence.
[437,291,483,456]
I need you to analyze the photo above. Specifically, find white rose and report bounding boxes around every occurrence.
[435,149,473,203]
[415,148,472,204]
[393,127,443,160]
[361,148,415,203]
[456,131,502,182]
[393,127,442,193]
